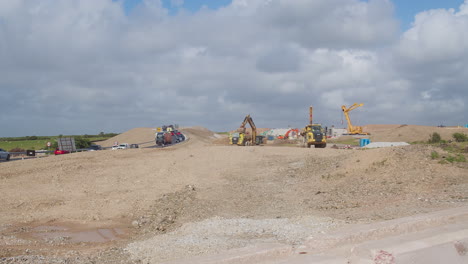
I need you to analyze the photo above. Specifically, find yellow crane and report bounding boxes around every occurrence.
[341,103,368,135]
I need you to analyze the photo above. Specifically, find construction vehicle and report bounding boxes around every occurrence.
[284,128,299,139]
[341,103,369,135]
[229,115,263,146]
[301,106,327,148]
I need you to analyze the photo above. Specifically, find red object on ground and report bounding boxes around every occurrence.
[54,149,70,155]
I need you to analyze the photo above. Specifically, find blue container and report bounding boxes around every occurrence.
[360,138,370,147]
[267,135,274,141]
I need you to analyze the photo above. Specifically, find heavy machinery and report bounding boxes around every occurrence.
[301,106,327,148]
[229,115,263,146]
[341,103,369,135]
[284,128,299,139]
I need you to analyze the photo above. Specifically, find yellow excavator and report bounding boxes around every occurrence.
[229,115,263,146]
[341,103,369,135]
[301,106,327,148]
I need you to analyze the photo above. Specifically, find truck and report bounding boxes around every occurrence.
[155,132,176,146]
[301,106,327,148]
[301,124,327,148]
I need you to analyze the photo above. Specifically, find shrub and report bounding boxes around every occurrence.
[430,151,439,159]
[428,132,442,143]
[9,147,25,153]
[452,133,468,142]
[74,136,91,149]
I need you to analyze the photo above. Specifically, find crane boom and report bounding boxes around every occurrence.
[341,103,368,135]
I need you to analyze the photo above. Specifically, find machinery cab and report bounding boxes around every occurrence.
[229,132,245,146]
[303,124,327,148]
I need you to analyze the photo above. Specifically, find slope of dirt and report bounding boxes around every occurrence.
[98,127,157,147]
[363,124,468,143]
[0,126,467,263]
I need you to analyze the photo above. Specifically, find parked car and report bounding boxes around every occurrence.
[155,132,165,146]
[111,145,119,150]
[117,143,130,149]
[174,131,185,142]
[87,144,102,151]
[0,148,10,161]
[54,148,70,155]
[130,144,139,148]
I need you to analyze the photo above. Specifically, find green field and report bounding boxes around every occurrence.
[0,135,116,152]
[0,140,51,151]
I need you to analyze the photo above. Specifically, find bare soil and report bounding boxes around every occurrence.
[1,125,467,263]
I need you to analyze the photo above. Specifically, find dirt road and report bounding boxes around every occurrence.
[1,126,467,263]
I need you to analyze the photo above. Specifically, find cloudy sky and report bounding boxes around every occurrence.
[1,0,467,137]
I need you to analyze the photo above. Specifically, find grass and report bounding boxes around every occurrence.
[0,136,114,151]
[0,140,51,151]
[427,142,468,164]
[328,138,360,146]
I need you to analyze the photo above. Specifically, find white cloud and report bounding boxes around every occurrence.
[0,0,467,136]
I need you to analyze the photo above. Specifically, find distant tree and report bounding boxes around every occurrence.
[99,132,105,137]
[74,136,91,149]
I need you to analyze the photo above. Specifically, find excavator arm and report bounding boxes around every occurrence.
[236,115,258,145]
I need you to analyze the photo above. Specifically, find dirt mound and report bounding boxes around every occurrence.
[364,124,468,143]
[99,127,156,147]
[181,126,220,143]
[99,126,221,148]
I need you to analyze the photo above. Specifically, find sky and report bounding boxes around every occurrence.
[1,0,468,137]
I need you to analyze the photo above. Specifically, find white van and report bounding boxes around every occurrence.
[117,143,130,149]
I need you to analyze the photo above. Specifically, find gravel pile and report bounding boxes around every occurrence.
[125,216,342,263]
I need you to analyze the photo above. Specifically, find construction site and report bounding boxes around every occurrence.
[1,106,468,264]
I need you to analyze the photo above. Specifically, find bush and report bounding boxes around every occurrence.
[428,132,442,143]
[9,147,25,153]
[74,136,91,149]
[430,151,439,159]
[452,133,468,142]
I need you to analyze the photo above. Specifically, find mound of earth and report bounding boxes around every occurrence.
[98,126,222,148]
[363,124,468,143]
[99,127,157,147]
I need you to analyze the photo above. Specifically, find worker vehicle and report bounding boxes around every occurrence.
[0,148,11,161]
[117,143,130,149]
[229,115,263,146]
[284,128,299,139]
[301,106,326,148]
[174,131,185,142]
[54,148,70,155]
[155,132,165,146]
[302,124,327,148]
[87,144,102,151]
[229,132,245,145]
[341,103,369,135]
[164,132,176,145]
